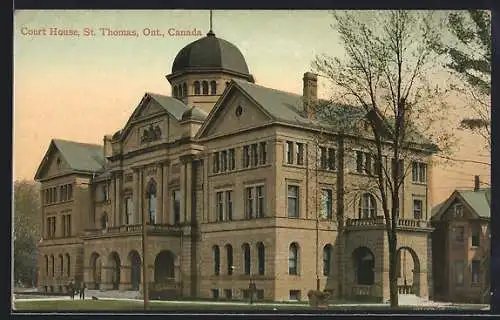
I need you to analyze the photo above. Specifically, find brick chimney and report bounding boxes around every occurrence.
[103,135,113,159]
[303,72,318,119]
[474,175,480,191]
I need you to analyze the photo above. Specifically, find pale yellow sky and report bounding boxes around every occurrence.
[13,10,490,206]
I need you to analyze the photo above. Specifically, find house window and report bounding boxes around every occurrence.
[210,80,217,95]
[213,152,220,173]
[124,197,133,225]
[62,214,71,237]
[319,189,333,220]
[413,199,423,220]
[289,290,301,301]
[243,243,251,275]
[44,256,48,276]
[221,150,227,172]
[286,141,294,164]
[228,148,236,170]
[320,147,327,169]
[472,226,480,247]
[224,289,232,300]
[245,185,264,219]
[59,255,63,275]
[471,260,481,284]
[412,162,427,183]
[455,260,464,285]
[226,244,233,275]
[213,246,220,276]
[182,83,187,96]
[211,288,219,299]
[359,193,376,218]
[51,255,55,276]
[102,184,109,201]
[173,190,181,224]
[455,226,465,242]
[243,146,250,168]
[328,148,336,170]
[287,185,299,218]
[226,191,233,221]
[288,242,299,275]
[173,86,178,97]
[47,216,56,239]
[216,192,224,221]
[251,144,258,166]
[202,81,209,95]
[454,203,464,218]
[257,242,265,275]
[194,81,200,95]
[65,253,71,276]
[323,244,333,276]
[67,184,73,200]
[296,143,304,165]
[356,151,364,172]
[147,182,157,224]
[256,186,265,218]
[259,142,267,165]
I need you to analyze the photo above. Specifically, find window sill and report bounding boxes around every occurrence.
[317,168,337,173]
[44,200,74,207]
[283,163,306,169]
[210,164,271,176]
[412,181,427,186]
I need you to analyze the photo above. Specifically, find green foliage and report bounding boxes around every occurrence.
[13,180,41,286]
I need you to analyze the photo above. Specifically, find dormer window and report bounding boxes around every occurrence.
[202,81,209,95]
[173,86,179,97]
[183,83,188,97]
[194,81,200,95]
[454,203,463,218]
[210,80,217,95]
[56,157,62,168]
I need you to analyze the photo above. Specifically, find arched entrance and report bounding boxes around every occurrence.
[154,250,175,284]
[89,252,102,290]
[396,247,421,296]
[352,247,375,285]
[108,252,121,290]
[128,250,141,290]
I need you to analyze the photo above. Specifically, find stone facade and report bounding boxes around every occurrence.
[34,31,435,302]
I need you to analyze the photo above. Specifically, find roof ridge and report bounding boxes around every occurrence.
[53,138,102,148]
[233,79,303,99]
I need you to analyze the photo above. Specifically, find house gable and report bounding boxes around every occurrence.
[197,85,274,140]
[34,145,71,180]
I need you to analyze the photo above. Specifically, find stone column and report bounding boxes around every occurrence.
[138,169,143,225]
[180,162,186,224]
[185,159,193,223]
[115,171,122,226]
[162,162,169,224]
[111,175,117,227]
[157,162,164,224]
[133,169,139,225]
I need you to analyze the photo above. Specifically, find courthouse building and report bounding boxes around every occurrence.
[34,28,436,302]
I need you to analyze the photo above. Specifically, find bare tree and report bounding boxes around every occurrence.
[312,11,453,307]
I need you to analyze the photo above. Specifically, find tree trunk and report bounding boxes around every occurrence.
[388,231,399,307]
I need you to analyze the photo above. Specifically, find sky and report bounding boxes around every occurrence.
[13,10,490,206]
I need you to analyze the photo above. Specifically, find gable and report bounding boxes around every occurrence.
[134,99,165,119]
[442,198,475,221]
[35,148,71,180]
[199,89,273,139]
[122,116,169,154]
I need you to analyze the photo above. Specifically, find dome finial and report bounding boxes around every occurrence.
[207,10,215,36]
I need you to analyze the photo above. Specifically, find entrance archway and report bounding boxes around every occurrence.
[154,250,175,284]
[89,252,101,290]
[396,247,421,296]
[128,250,141,290]
[108,252,121,290]
[352,247,375,285]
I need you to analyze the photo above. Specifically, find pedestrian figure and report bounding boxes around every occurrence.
[80,282,86,300]
[68,280,75,300]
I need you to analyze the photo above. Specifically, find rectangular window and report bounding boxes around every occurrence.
[47,216,56,239]
[216,192,224,221]
[102,184,109,201]
[289,290,301,301]
[65,214,71,237]
[412,162,427,183]
[228,148,235,170]
[256,289,264,301]
[211,289,220,299]
[67,184,73,200]
[251,144,259,166]
[221,150,227,172]
[173,190,181,224]
[256,186,265,218]
[472,226,480,247]
[287,185,299,218]
[412,162,418,182]
[124,197,133,225]
[471,260,481,284]
[224,289,233,300]
[455,226,465,242]
[419,163,427,183]
[213,152,220,173]
[454,204,464,218]
[286,141,293,164]
[356,151,363,172]
[226,191,233,221]
[455,261,464,285]
[259,142,267,165]
[364,153,372,175]
[327,148,336,170]
[413,199,423,220]
[320,147,327,169]
[245,187,254,219]
[320,189,333,219]
[243,146,250,168]
[296,143,304,165]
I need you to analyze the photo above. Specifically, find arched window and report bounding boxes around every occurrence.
[243,243,251,275]
[226,244,233,275]
[257,242,265,275]
[147,180,157,224]
[202,81,209,95]
[66,253,71,277]
[50,255,55,276]
[210,80,217,95]
[288,243,299,275]
[183,83,188,97]
[323,244,333,276]
[353,247,375,285]
[359,193,377,218]
[173,85,178,97]
[194,81,200,95]
[59,254,64,275]
[44,255,49,276]
[213,245,220,275]
[100,212,108,229]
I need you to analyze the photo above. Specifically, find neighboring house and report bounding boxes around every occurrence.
[431,178,491,303]
[34,27,436,302]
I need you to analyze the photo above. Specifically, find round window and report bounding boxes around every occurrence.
[235,106,243,117]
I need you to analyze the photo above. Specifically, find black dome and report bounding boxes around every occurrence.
[171,32,250,76]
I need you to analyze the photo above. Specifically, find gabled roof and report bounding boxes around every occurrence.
[147,92,188,121]
[34,139,105,180]
[431,188,491,221]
